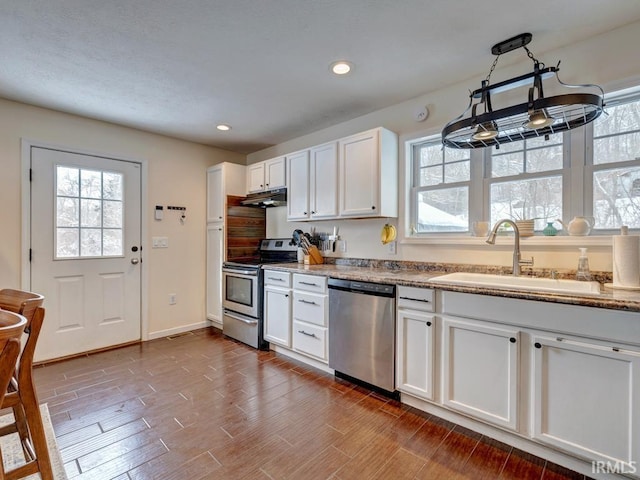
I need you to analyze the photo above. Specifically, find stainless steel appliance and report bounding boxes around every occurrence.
[222,238,297,349]
[328,278,396,394]
[240,188,287,207]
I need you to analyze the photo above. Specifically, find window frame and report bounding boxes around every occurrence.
[484,133,571,231]
[409,135,483,235]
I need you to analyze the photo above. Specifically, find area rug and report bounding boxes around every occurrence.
[0,403,67,479]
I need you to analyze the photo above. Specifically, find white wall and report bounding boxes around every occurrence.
[258,21,640,273]
[0,98,245,338]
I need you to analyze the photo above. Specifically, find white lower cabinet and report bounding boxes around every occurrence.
[442,316,520,431]
[264,286,291,347]
[396,286,436,400]
[292,274,328,362]
[263,270,292,347]
[531,335,640,470]
[397,309,435,400]
[205,224,224,324]
[292,320,327,360]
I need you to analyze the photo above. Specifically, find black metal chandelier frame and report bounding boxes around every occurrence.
[442,33,605,149]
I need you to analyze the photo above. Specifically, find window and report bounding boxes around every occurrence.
[488,133,565,230]
[591,97,640,229]
[412,139,470,232]
[408,87,640,238]
[56,166,124,258]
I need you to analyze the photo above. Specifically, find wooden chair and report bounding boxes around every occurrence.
[0,289,53,480]
[0,310,28,480]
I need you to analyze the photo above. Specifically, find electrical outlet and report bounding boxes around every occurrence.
[169,293,176,305]
[388,241,397,255]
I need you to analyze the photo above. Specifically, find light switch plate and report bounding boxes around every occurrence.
[152,236,169,248]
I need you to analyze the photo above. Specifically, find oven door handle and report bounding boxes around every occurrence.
[224,311,258,325]
[223,269,258,277]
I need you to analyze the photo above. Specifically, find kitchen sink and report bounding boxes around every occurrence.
[429,272,601,295]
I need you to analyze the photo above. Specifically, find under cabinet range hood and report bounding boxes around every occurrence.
[240,188,287,208]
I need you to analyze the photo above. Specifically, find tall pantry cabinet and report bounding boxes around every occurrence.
[206,162,246,326]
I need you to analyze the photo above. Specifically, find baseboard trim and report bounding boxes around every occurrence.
[270,345,334,374]
[148,321,209,340]
[34,340,142,366]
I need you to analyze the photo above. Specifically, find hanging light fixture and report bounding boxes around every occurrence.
[442,33,604,149]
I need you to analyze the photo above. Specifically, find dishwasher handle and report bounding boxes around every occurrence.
[328,278,395,297]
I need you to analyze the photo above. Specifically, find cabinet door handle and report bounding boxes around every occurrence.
[311,211,316,214]
[534,342,542,349]
[266,183,269,186]
[285,294,289,298]
[303,211,307,215]
[298,330,317,338]
[267,277,285,282]
[371,206,376,210]
[426,321,432,327]
[298,299,317,305]
[299,281,318,286]
[509,337,517,344]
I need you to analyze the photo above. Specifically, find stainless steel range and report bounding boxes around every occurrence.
[222,238,297,349]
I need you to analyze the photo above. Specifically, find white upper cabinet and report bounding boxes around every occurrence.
[206,162,246,223]
[247,156,286,193]
[339,127,398,218]
[287,150,310,221]
[247,163,265,193]
[310,142,339,219]
[285,127,397,222]
[287,143,339,221]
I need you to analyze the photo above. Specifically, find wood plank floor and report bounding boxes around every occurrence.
[32,327,591,480]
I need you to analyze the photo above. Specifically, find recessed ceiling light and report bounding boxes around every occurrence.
[216,124,231,131]
[330,61,353,75]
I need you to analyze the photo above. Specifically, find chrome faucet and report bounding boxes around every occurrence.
[486,219,534,276]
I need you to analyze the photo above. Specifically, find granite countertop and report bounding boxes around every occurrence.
[264,263,640,313]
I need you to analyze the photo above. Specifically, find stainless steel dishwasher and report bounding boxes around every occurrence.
[328,278,396,393]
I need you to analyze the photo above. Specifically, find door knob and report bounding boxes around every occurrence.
[131,258,140,265]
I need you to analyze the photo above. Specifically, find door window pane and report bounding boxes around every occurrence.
[55,166,124,258]
[56,167,79,196]
[56,228,79,257]
[80,169,102,198]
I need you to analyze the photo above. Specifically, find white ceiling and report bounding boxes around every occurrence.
[2,1,640,154]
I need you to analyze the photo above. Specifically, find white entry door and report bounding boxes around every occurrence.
[30,147,142,362]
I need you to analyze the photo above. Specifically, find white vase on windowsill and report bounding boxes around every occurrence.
[515,219,535,237]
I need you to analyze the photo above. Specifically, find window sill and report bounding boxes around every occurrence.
[401,234,613,247]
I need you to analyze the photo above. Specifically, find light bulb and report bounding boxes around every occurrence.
[472,121,498,140]
[524,110,554,129]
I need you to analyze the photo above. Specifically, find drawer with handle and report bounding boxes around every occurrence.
[293,291,327,326]
[293,273,327,293]
[292,320,327,362]
[264,270,291,287]
[397,286,434,312]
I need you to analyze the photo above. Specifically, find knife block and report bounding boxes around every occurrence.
[303,245,323,264]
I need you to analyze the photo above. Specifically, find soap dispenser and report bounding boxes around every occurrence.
[576,248,591,281]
